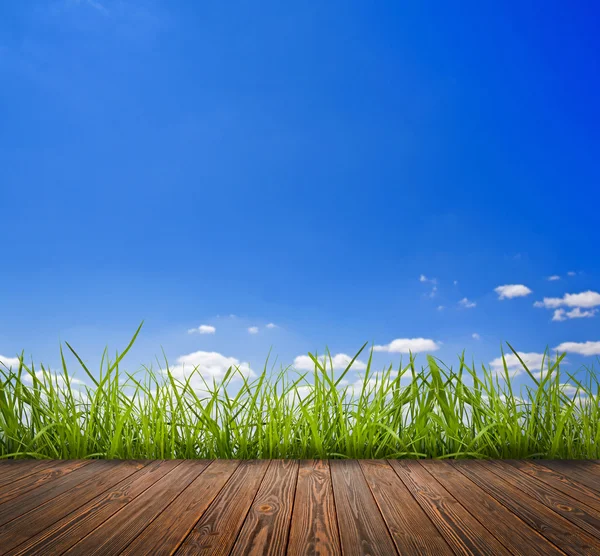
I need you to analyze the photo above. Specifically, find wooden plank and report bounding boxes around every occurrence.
[420,460,563,556]
[389,460,510,555]
[63,460,211,555]
[122,460,240,556]
[0,460,96,527]
[329,459,397,556]
[0,460,146,555]
[484,460,600,540]
[0,461,55,488]
[571,461,600,476]
[0,460,90,505]
[540,461,600,494]
[510,460,600,513]
[359,460,452,555]
[287,460,341,556]
[453,460,600,555]
[176,459,270,556]
[230,460,298,556]
[7,460,181,556]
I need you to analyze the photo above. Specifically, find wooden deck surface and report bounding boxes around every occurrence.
[1,459,600,555]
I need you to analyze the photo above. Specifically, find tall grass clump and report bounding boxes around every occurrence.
[1,325,599,460]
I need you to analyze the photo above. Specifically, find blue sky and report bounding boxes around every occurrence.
[1,1,599,387]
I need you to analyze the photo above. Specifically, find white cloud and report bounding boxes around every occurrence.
[472,333,480,340]
[552,308,597,322]
[567,271,577,277]
[420,276,437,298]
[554,341,600,356]
[534,291,600,310]
[373,338,439,354]
[489,352,546,376]
[437,305,445,311]
[459,297,476,308]
[188,324,216,335]
[168,351,255,383]
[559,384,580,397]
[248,326,259,334]
[293,353,367,372]
[23,370,85,386]
[266,323,277,329]
[547,275,561,281]
[494,284,532,299]
[453,280,458,286]
[0,355,21,369]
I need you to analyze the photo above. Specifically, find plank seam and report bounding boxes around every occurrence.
[64,460,187,553]
[382,459,454,554]
[357,461,401,555]
[5,460,153,556]
[478,460,600,542]
[227,459,274,554]
[172,459,249,553]
[282,460,300,555]
[418,461,564,556]
[327,460,344,554]
[449,461,571,555]
[116,460,215,555]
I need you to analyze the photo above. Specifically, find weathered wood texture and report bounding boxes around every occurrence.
[1,459,600,555]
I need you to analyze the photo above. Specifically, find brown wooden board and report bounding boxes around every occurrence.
[509,460,600,514]
[122,460,241,556]
[0,460,97,526]
[453,460,600,555]
[0,460,146,555]
[359,459,452,555]
[230,459,298,556]
[0,461,56,489]
[329,459,397,556]
[389,460,510,555]
[0,460,90,505]
[63,460,211,555]
[176,459,270,556]
[420,459,563,556]
[484,459,600,540]
[540,460,600,494]
[3,459,600,555]
[287,460,341,556]
[8,460,181,556]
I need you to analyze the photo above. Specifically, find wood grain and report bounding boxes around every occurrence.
[359,459,452,555]
[0,460,96,526]
[453,459,600,555]
[3,459,600,555]
[0,460,90,505]
[330,459,397,556]
[0,461,55,489]
[8,460,181,556]
[63,460,211,555]
[230,459,298,556]
[420,459,563,556]
[389,460,510,555]
[540,460,600,494]
[122,460,240,556]
[0,460,146,555]
[176,459,270,556]
[287,460,341,556]
[484,459,600,540]
[509,460,600,513]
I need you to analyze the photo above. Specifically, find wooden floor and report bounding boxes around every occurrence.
[1,460,600,555]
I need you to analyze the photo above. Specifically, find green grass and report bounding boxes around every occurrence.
[1,324,599,460]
